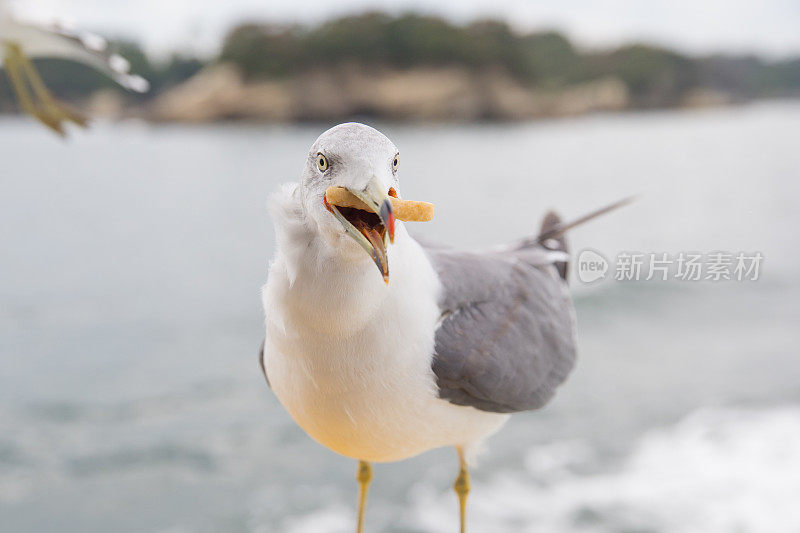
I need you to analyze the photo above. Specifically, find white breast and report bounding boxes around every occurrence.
[262,225,507,463]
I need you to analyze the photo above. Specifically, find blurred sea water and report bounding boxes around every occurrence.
[0,102,799,532]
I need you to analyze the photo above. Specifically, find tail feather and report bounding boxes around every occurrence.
[540,211,568,280]
[535,196,636,281]
[537,196,636,243]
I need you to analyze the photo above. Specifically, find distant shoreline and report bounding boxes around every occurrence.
[3,88,795,127]
[71,63,755,124]
[2,12,797,123]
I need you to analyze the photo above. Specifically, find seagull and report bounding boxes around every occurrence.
[0,4,148,135]
[260,123,629,532]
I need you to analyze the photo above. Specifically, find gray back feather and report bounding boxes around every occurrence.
[424,240,576,413]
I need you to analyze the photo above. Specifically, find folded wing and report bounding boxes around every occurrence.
[424,234,576,414]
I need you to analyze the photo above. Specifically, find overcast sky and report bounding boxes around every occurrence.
[12,0,800,59]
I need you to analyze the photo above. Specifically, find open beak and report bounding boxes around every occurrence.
[324,178,395,283]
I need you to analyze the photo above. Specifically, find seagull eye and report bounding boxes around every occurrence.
[316,154,329,172]
[392,154,399,172]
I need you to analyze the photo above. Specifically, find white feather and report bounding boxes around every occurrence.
[262,170,507,463]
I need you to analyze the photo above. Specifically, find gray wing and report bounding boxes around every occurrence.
[424,242,576,414]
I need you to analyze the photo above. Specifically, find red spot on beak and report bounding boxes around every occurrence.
[388,211,395,243]
[380,199,395,243]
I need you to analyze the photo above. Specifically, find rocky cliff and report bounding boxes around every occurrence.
[147,63,632,123]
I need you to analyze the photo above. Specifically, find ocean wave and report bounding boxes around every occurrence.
[4,396,799,531]
[0,382,280,505]
[279,405,800,533]
[410,406,800,533]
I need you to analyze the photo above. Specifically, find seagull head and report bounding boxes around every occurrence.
[300,123,399,283]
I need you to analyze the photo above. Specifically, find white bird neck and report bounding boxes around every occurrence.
[265,183,433,338]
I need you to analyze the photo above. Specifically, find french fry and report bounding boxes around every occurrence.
[325,186,434,222]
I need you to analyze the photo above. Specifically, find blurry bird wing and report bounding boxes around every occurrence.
[1,17,148,92]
